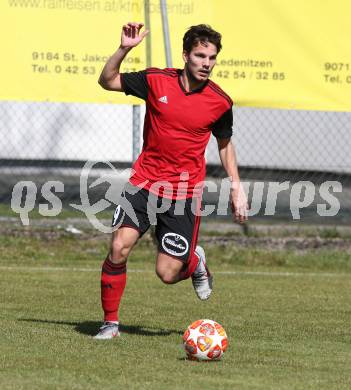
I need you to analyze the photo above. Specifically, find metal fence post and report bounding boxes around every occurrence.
[160,0,172,67]
[132,105,140,163]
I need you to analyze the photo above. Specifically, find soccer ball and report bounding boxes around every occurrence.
[183,319,228,361]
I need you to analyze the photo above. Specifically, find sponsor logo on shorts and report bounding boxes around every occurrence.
[161,233,189,257]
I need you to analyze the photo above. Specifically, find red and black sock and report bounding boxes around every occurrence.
[179,199,201,281]
[100,256,127,322]
[179,251,199,280]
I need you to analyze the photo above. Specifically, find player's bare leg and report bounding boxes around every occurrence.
[155,252,184,284]
[110,226,140,263]
[155,248,213,300]
[94,227,139,339]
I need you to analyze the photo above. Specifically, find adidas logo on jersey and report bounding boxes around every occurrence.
[158,96,168,104]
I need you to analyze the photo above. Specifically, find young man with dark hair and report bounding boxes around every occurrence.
[94,22,248,339]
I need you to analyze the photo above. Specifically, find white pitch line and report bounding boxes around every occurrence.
[218,270,350,278]
[0,266,349,278]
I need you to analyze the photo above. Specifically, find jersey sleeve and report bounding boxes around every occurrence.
[120,70,148,100]
[211,108,233,139]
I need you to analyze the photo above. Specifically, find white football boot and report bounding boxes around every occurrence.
[93,321,120,339]
[191,246,213,300]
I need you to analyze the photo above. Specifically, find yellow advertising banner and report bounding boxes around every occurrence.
[0,0,350,111]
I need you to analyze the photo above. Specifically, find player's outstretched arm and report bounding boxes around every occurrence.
[217,137,249,224]
[98,22,149,91]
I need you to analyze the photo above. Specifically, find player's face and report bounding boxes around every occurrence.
[183,42,218,82]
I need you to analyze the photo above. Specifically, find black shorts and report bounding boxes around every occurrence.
[111,183,201,262]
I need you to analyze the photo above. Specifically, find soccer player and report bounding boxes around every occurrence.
[94,22,248,339]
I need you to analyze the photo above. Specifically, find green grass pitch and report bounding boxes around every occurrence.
[0,225,351,389]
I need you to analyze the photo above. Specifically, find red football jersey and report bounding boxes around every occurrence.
[120,68,233,199]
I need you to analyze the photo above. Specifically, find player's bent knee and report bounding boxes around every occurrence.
[111,240,132,261]
[156,269,178,284]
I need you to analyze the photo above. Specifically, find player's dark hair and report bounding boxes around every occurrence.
[183,24,222,53]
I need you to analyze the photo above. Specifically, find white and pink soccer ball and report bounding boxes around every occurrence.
[183,319,228,361]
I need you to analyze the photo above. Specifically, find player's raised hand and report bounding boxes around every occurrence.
[121,22,149,49]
